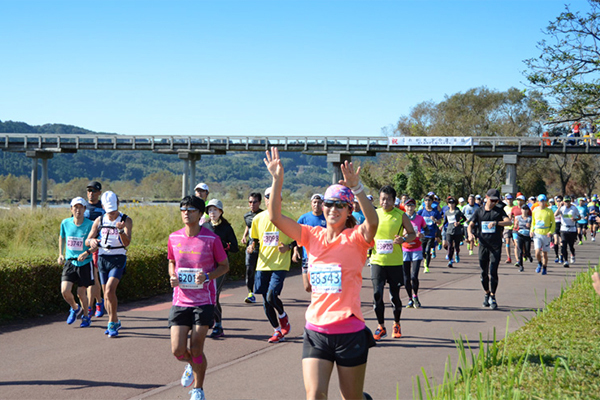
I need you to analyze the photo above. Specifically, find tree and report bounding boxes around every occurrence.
[524,0,600,124]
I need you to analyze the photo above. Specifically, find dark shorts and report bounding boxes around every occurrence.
[577,222,588,230]
[503,230,513,240]
[61,261,94,287]
[98,254,127,285]
[370,263,404,288]
[554,222,561,235]
[254,270,287,295]
[168,305,215,328]
[302,327,376,367]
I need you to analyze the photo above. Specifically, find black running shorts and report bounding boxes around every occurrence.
[61,260,94,287]
[302,327,376,367]
[168,305,215,328]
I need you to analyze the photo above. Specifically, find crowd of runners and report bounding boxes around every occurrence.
[55,147,600,400]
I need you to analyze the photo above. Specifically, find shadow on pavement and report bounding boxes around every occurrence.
[0,379,161,390]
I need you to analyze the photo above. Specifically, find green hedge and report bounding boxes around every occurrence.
[0,245,249,322]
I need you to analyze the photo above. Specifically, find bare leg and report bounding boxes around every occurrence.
[189,325,209,389]
[61,281,78,309]
[337,363,367,400]
[303,358,334,400]
[77,286,89,317]
[104,277,120,323]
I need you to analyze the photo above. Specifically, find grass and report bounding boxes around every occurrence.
[0,199,307,260]
[413,265,600,400]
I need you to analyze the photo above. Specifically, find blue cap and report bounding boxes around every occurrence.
[537,194,548,202]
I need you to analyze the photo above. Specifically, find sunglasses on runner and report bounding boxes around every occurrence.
[180,207,198,212]
[264,194,270,199]
[323,200,349,209]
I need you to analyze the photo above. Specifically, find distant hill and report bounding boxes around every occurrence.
[0,120,332,192]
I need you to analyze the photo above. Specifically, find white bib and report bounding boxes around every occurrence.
[309,263,342,294]
[481,221,496,234]
[67,236,84,251]
[262,231,279,247]
[177,268,204,289]
[376,239,394,254]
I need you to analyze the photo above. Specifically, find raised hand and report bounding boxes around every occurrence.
[264,147,284,181]
[339,160,360,188]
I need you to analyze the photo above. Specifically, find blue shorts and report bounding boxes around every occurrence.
[254,270,287,296]
[403,250,423,262]
[98,254,127,285]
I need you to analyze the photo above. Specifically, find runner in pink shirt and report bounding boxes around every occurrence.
[264,147,379,400]
[167,195,229,400]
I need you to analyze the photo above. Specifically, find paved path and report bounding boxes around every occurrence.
[1,240,598,400]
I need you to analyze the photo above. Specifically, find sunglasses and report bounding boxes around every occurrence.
[87,188,98,193]
[264,194,270,199]
[180,207,198,212]
[323,200,349,209]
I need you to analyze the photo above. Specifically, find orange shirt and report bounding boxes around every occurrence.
[299,224,374,326]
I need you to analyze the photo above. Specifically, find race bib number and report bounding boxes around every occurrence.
[376,239,394,254]
[262,231,279,247]
[535,221,547,229]
[309,264,342,294]
[447,215,456,224]
[67,236,84,251]
[424,217,434,226]
[177,268,203,289]
[481,221,496,234]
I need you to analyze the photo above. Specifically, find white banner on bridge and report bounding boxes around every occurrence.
[388,136,472,146]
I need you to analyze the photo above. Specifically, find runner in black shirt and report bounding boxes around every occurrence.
[467,189,511,310]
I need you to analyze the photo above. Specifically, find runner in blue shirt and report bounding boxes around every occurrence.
[576,198,589,244]
[587,196,599,242]
[293,194,327,291]
[352,197,366,224]
[417,196,443,272]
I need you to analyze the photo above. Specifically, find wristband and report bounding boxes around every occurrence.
[118,228,125,234]
[351,182,364,195]
[204,272,210,283]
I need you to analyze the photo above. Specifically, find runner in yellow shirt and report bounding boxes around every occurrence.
[530,194,555,275]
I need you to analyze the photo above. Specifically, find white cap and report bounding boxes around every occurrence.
[311,193,323,201]
[70,197,86,207]
[195,182,209,192]
[458,197,465,203]
[394,198,401,206]
[101,191,118,213]
[265,187,272,197]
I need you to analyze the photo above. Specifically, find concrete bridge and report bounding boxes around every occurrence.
[2,133,598,207]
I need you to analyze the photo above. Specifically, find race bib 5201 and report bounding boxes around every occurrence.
[177,268,203,289]
[262,231,279,247]
[309,264,342,294]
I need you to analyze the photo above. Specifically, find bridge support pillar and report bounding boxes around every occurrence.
[26,151,53,209]
[501,154,518,196]
[179,152,202,198]
[327,153,352,185]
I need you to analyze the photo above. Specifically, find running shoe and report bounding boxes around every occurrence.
[559,256,564,263]
[431,249,436,259]
[95,300,105,317]
[406,300,414,308]
[455,254,460,263]
[209,325,224,338]
[593,237,596,242]
[107,322,119,338]
[437,243,442,251]
[475,240,479,247]
[363,393,373,400]
[105,320,122,335]
[519,264,524,273]
[268,330,285,343]
[279,314,291,336]
[447,261,453,268]
[570,256,575,264]
[373,327,387,341]
[181,363,194,387]
[578,241,583,245]
[67,306,82,324]
[483,294,490,308]
[505,257,512,264]
[469,250,474,256]
[423,261,430,273]
[536,263,542,273]
[445,255,449,260]
[88,307,93,317]
[244,293,256,304]
[460,241,464,246]
[413,297,421,308]
[189,387,205,400]
[563,262,570,268]
[542,267,547,275]
[515,262,521,268]
[80,315,91,328]
[529,256,534,263]
[554,258,560,263]
[392,323,402,338]
[489,296,498,310]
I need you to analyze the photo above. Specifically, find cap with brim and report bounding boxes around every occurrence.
[101,191,118,212]
[458,197,465,203]
[70,197,87,207]
[87,181,101,191]
[195,183,209,192]
[405,198,416,206]
[505,194,514,199]
[517,195,526,201]
[264,187,272,197]
[564,196,572,201]
[475,194,482,199]
[538,194,548,201]
[486,189,500,200]
[311,194,323,201]
[395,198,401,206]
[206,199,224,211]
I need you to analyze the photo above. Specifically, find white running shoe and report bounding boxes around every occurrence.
[189,388,205,400]
[181,363,194,387]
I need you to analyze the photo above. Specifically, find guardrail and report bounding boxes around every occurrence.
[2,134,599,155]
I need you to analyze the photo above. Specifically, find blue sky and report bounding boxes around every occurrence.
[0,0,589,137]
